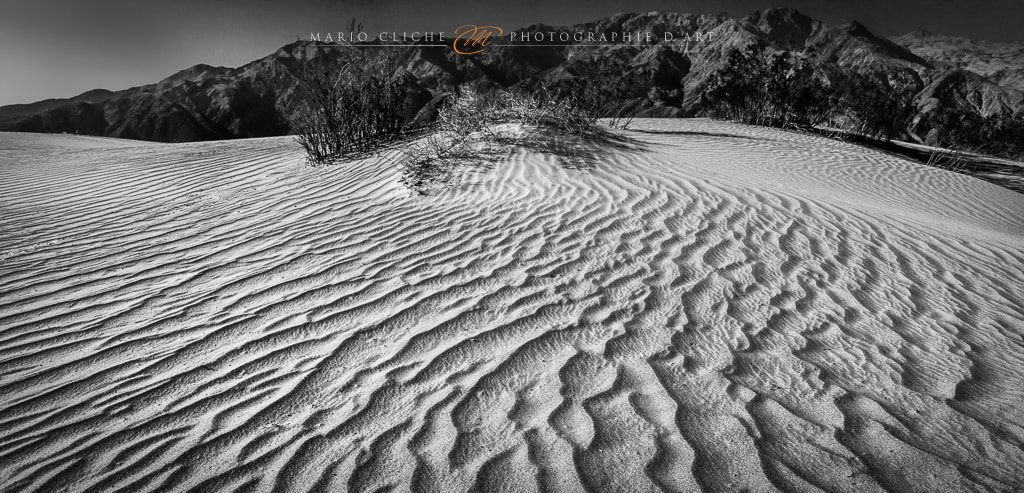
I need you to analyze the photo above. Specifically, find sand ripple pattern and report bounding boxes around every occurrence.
[1,121,1023,492]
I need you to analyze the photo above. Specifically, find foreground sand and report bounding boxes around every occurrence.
[1,120,1023,492]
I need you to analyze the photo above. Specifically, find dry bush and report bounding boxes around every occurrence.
[292,47,410,164]
[398,129,496,191]
[437,87,597,137]
[537,53,651,130]
[400,86,607,193]
[928,107,1024,162]
[832,70,920,141]
[702,43,832,130]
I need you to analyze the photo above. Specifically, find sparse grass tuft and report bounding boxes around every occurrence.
[925,146,980,175]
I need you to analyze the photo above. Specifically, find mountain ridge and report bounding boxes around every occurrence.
[2,8,1021,145]
[890,31,1024,92]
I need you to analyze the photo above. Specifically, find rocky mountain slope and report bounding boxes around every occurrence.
[891,31,1024,92]
[1,8,1021,144]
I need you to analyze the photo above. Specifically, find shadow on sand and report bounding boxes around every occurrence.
[407,127,643,194]
[628,129,769,141]
[830,132,1024,194]
[514,127,642,172]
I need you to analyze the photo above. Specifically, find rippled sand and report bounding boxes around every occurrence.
[1,120,1023,492]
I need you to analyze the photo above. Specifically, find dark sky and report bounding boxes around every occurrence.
[2,0,1022,105]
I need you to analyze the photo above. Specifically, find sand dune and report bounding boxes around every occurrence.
[1,120,1023,492]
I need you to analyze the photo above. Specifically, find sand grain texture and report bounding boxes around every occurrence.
[1,121,1023,492]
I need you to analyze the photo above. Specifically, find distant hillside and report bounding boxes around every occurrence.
[1,8,1021,145]
[0,89,119,128]
[1,62,294,142]
[891,31,1024,92]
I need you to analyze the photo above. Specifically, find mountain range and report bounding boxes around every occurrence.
[2,8,1022,145]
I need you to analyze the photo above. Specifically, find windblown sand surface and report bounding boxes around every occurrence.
[1,120,1023,492]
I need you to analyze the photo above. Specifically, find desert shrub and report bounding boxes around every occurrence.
[399,131,478,191]
[399,88,503,192]
[702,42,1022,162]
[928,108,1024,161]
[439,86,599,137]
[704,44,929,142]
[979,112,1024,160]
[831,69,920,141]
[400,86,611,193]
[543,53,652,129]
[702,43,831,129]
[292,47,410,163]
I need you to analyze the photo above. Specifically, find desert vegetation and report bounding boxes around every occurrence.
[701,41,1024,167]
[292,41,647,190]
[702,44,833,129]
[291,38,651,190]
[830,69,921,141]
[539,52,653,130]
[927,106,1024,161]
[399,86,622,193]
[702,42,922,141]
[292,35,1020,189]
[292,45,411,164]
